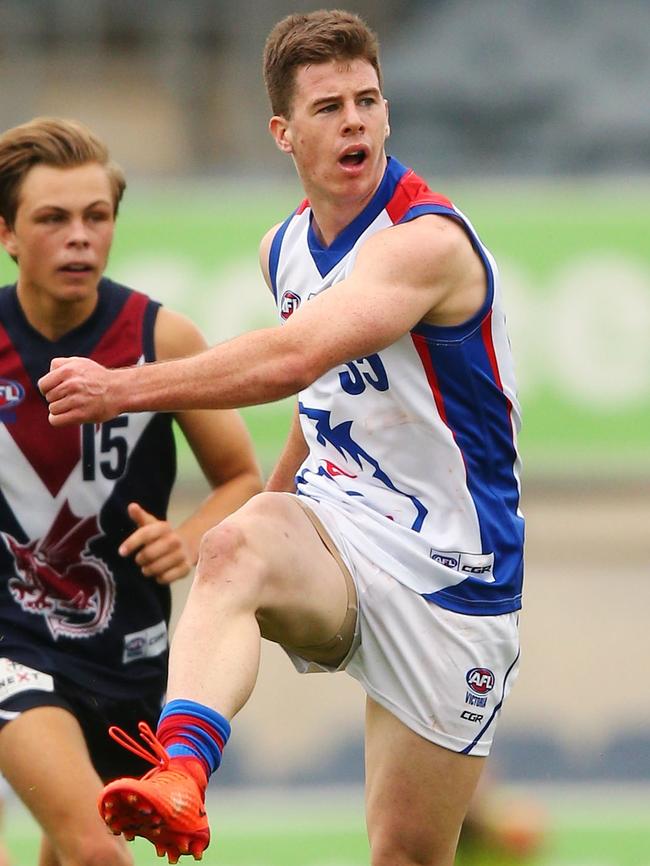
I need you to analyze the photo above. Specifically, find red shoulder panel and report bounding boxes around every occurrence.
[386,169,454,224]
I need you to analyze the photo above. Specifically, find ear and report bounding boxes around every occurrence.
[0,217,18,259]
[269,115,294,155]
[384,98,391,140]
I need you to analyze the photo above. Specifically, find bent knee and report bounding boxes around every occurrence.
[193,492,306,609]
[196,492,293,574]
[198,518,249,569]
[194,513,267,603]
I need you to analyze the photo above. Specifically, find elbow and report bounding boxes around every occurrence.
[271,347,321,396]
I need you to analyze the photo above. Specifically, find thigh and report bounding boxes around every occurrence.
[205,492,356,659]
[365,698,485,866]
[0,705,131,864]
[0,658,162,781]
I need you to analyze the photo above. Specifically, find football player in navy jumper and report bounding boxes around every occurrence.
[0,117,261,866]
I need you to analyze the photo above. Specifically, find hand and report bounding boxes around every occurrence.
[38,357,119,426]
[119,502,193,585]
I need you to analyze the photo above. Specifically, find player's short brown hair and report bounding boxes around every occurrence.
[263,9,382,118]
[0,117,126,227]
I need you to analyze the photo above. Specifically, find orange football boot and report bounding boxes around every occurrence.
[98,721,210,864]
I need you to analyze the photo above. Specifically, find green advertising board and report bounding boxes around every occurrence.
[2,179,649,480]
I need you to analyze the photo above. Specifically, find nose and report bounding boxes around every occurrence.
[66,217,90,247]
[341,101,365,135]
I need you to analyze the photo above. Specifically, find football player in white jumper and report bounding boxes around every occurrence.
[40,10,524,866]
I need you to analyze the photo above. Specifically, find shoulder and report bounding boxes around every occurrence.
[349,213,485,323]
[153,307,208,361]
[358,213,475,274]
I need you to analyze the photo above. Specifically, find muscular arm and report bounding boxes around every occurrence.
[39,215,485,425]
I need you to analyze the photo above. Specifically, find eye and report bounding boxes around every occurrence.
[39,213,64,224]
[88,210,111,223]
[318,103,338,114]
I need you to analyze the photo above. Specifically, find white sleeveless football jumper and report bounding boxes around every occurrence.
[270,157,524,617]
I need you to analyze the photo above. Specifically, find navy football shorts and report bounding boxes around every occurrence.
[0,664,163,781]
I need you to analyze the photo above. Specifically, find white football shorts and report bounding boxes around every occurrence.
[285,495,520,757]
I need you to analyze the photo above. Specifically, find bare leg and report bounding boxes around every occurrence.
[97,493,355,861]
[365,697,485,866]
[0,707,132,866]
[166,492,354,716]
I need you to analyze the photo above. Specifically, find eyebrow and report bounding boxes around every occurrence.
[32,199,112,214]
[310,86,381,108]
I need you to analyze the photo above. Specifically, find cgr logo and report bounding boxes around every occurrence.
[280,291,301,320]
[0,379,25,410]
[461,710,484,723]
[466,667,495,695]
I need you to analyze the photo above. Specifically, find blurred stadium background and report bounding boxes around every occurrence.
[1,1,649,863]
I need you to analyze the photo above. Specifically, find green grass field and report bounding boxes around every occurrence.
[5,787,650,866]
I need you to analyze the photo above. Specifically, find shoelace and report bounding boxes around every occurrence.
[109,721,170,773]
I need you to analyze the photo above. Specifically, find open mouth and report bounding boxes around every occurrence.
[60,263,93,274]
[339,149,367,167]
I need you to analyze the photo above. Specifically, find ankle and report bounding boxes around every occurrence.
[169,755,208,789]
[157,699,231,779]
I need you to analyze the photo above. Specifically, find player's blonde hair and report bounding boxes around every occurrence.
[263,9,382,118]
[0,117,126,227]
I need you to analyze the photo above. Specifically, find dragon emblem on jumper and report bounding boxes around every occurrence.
[2,501,115,640]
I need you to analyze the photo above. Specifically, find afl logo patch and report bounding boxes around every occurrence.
[466,668,495,695]
[280,291,301,320]
[0,379,25,411]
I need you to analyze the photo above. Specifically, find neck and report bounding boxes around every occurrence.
[309,199,360,247]
[306,155,388,247]
[16,283,98,342]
